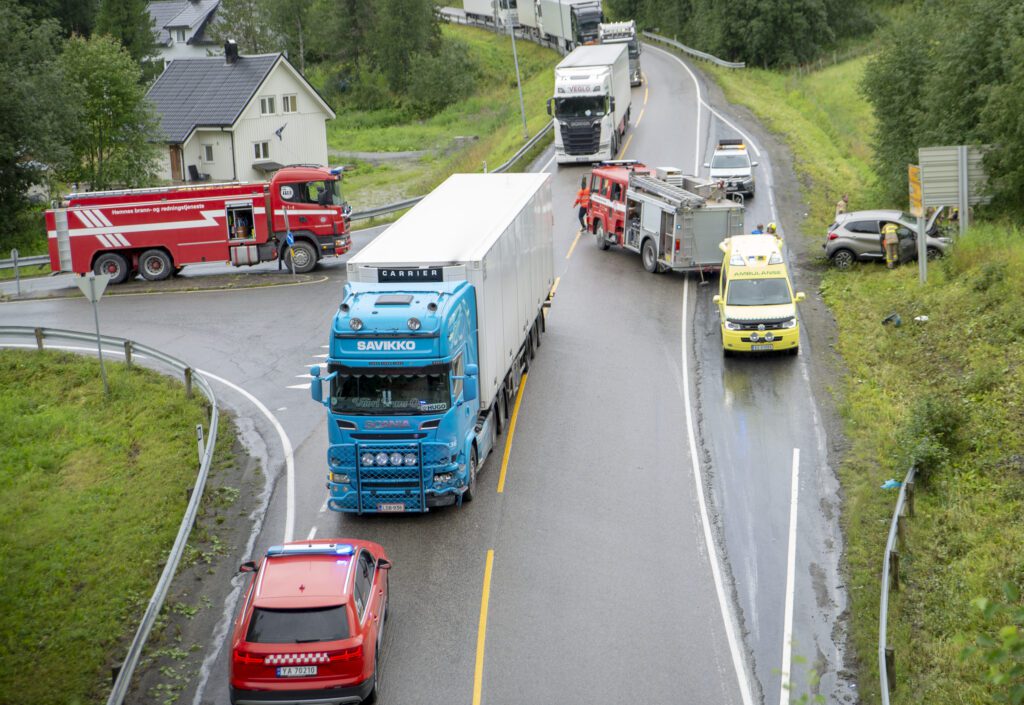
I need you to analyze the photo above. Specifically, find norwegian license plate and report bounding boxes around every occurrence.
[277,666,317,677]
[750,344,774,351]
[377,503,406,513]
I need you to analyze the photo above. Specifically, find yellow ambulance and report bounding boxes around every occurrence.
[712,235,805,356]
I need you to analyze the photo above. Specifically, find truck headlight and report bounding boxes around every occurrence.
[350,318,363,331]
[725,321,741,331]
[781,317,797,329]
[434,473,453,483]
[361,452,375,466]
[330,472,350,484]
[404,453,417,466]
[389,452,403,466]
[375,452,388,466]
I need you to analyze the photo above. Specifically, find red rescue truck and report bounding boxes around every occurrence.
[587,160,745,273]
[44,165,351,284]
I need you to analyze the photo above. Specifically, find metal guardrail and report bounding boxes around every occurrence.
[879,465,917,703]
[0,253,48,270]
[642,31,746,69]
[349,121,553,223]
[0,326,219,705]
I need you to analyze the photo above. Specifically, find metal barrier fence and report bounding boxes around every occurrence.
[642,31,746,69]
[879,465,917,703]
[0,326,219,705]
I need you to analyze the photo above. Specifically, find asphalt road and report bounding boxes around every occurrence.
[0,42,849,705]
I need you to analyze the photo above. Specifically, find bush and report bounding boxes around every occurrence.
[897,392,966,478]
[406,37,478,118]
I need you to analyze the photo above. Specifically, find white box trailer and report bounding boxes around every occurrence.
[537,0,603,49]
[463,0,517,25]
[346,173,554,407]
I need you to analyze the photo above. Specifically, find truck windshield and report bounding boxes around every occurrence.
[726,278,792,306]
[281,180,344,207]
[554,97,606,118]
[711,154,750,170]
[628,40,639,59]
[329,364,451,415]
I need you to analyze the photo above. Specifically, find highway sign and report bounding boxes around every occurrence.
[908,164,923,217]
[286,232,295,246]
[75,272,111,302]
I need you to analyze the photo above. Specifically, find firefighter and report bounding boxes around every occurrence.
[882,222,900,269]
[766,222,780,239]
[573,177,590,229]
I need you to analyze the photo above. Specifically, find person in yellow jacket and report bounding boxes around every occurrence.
[881,222,900,269]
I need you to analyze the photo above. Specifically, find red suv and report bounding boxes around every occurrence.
[229,540,391,704]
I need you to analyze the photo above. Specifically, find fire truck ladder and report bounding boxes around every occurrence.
[629,174,705,210]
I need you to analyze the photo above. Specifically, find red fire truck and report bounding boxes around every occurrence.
[44,165,351,284]
[587,160,744,273]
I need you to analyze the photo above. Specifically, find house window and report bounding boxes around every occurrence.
[254,141,270,160]
[260,96,276,115]
[202,144,214,162]
[174,29,186,43]
[282,95,297,113]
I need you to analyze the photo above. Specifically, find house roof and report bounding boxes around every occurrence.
[147,53,281,143]
[148,0,220,47]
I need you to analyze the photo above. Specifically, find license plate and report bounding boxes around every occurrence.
[377,503,406,513]
[750,344,774,351]
[277,666,317,677]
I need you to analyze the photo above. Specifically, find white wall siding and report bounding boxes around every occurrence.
[182,129,236,182]
[231,59,332,182]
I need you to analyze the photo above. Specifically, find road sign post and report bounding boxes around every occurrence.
[282,207,296,277]
[74,272,112,395]
[11,248,20,297]
[908,164,926,283]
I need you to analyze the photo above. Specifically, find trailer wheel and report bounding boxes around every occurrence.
[463,446,478,502]
[139,249,173,281]
[93,252,130,285]
[642,238,658,273]
[285,241,317,273]
[595,221,609,250]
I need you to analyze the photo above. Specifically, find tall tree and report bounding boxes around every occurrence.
[95,0,157,64]
[208,0,278,54]
[13,0,98,37]
[308,0,378,68]
[372,0,440,92]
[264,0,315,72]
[0,0,75,241]
[57,35,159,190]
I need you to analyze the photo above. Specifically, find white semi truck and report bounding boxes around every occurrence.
[536,0,603,51]
[463,0,519,27]
[598,20,641,85]
[547,43,631,165]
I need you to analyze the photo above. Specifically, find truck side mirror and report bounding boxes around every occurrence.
[463,364,479,403]
[751,161,760,167]
[309,365,323,404]
[546,98,553,116]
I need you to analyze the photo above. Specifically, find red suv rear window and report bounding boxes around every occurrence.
[246,606,349,643]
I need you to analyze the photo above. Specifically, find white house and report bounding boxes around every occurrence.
[147,0,221,68]
[146,41,336,184]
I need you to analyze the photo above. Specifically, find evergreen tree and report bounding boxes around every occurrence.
[372,0,440,92]
[13,0,98,37]
[95,0,157,64]
[207,0,278,55]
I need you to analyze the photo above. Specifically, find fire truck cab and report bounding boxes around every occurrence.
[46,165,351,284]
[587,161,745,273]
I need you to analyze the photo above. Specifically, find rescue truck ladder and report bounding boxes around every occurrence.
[630,174,705,209]
[54,210,72,271]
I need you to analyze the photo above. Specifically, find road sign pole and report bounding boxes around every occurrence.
[917,216,927,284]
[908,164,926,284]
[89,277,110,395]
[958,145,970,237]
[508,16,530,140]
[11,248,20,298]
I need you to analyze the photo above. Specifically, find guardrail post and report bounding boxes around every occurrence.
[889,550,900,591]
[123,340,133,367]
[906,480,915,518]
[34,327,44,351]
[111,663,121,686]
[897,513,905,547]
[196,424,205,463]
[885,647,896,691]
[11,248,20,297]
[184,367,193,398]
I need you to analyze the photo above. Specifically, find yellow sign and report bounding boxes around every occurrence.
[908,164,923,217]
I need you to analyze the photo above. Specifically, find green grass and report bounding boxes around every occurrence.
[0,350,233,704]
[333,23,558,208]
[689,46,1024,704]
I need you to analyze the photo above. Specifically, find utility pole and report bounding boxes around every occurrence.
[499,2,530,140]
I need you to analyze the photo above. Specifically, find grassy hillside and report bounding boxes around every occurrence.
[325,23,559,210]
[0,350,235,704]
[692,49,1024,704]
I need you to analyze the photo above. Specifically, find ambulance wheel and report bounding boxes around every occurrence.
[595,221,609,250]
[463,446,478,502]
[642,238,658,273]
[93,252,130,285]
[139,249,172,281]
[286,241,317,273]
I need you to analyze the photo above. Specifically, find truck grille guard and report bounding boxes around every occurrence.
[326,441,455,513]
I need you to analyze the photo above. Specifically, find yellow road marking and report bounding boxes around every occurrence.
[643,79,649,105]
[472,550,495,705]
[617,133,634,160]
[635,107,646,127]
[565,229,582,260]
[497,373,528,493]
[550,276,561,297]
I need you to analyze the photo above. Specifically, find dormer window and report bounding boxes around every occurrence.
[174,28,186,43]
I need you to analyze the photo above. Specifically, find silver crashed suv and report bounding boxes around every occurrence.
[823,209,952,269]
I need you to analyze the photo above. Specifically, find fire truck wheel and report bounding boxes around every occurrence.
[286,241,317,273]
[595,221,609,250]
[93,252,130,285]
[642,238,658,273]
[139,249,173,281]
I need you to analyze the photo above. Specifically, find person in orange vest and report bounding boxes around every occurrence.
[573,177,590,229]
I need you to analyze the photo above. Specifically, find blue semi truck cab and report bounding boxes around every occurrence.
[310,281,493,512]
[310,173,554,514]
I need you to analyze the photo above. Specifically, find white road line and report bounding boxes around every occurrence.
[307,526,317,540]
[780,448,801,704]
[320,345,329,349]
[540,152,556,173]
[286,383,310,390]
[197,368,296,544]
[681,281,756,705]
[314,353,328,359]
[295,373,313,378]
[319,498,329,513]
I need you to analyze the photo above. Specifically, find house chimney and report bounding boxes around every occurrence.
[224,40,239,64]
